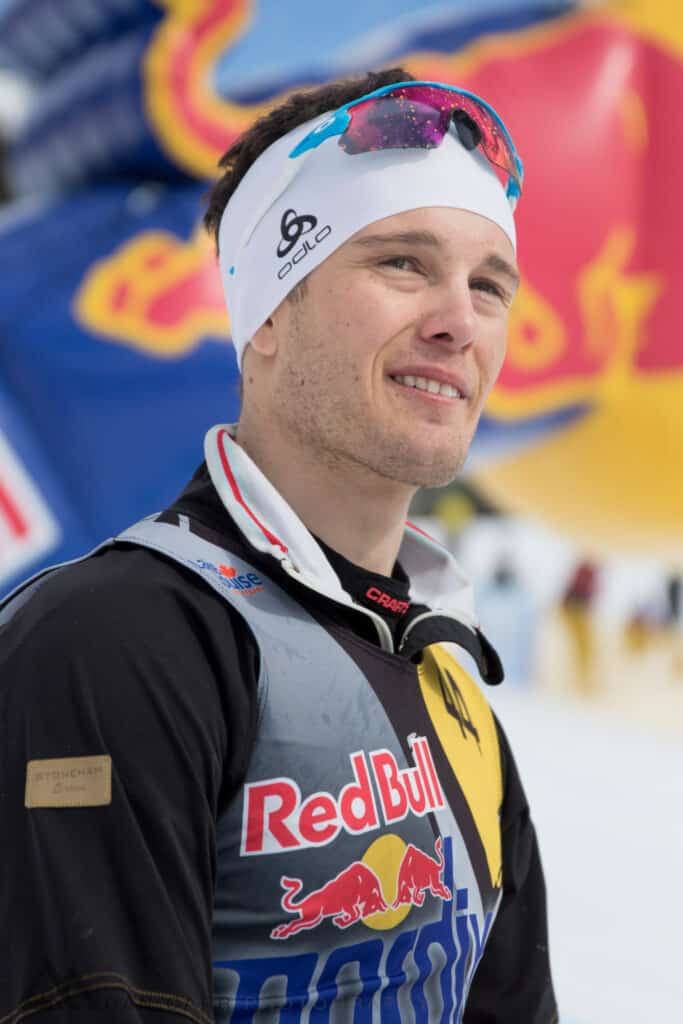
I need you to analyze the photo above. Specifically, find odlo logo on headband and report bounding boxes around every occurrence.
[277,207,332,281]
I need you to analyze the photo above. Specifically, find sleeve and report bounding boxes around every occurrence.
[463,715,559,1024]
[0,547,260,1023]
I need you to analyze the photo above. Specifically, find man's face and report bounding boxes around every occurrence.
[261,206,519,488]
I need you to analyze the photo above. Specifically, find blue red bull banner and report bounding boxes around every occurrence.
[0,0,681,595]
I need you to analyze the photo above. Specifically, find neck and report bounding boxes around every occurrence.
[235,417,415,577]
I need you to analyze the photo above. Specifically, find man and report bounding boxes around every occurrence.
[0,68,558,1022]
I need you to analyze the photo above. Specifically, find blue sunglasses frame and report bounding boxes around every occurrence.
[288,80,524,204]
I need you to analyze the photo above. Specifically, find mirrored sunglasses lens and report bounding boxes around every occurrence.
[340,91,450,154]
[447,92,518,184]
[341,85,520,190]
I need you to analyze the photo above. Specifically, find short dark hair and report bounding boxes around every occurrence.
[203,67,415,251]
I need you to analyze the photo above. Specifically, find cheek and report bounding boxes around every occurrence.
[282,274,405,385]
[279,312,357,395]
[494,335,508,378]
[484,324,508,379]
[472,330,507,408]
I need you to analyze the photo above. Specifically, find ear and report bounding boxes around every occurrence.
[249,315,278,358]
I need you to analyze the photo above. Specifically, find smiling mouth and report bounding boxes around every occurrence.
[390,374,465,401]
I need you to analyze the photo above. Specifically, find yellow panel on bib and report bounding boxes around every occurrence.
[418,645,503,887]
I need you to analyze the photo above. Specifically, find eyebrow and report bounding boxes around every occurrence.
[352,230,442,250]
[352,231,520,289]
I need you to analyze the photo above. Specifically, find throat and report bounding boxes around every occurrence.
[314,535,412,633]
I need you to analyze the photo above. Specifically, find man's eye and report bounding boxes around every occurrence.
[472,278,506,300]
[381,256,419,272]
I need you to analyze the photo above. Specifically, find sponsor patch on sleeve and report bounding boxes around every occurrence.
[25,755,112,808]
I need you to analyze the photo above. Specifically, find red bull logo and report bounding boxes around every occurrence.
[216,836,497,1021]
[242,737,445,856]
[73,0,300,357]
[271,836,450,940]
[392,836,452,908]
[271,862,388,940]
[401,10,676,415]
[402,4,683,559]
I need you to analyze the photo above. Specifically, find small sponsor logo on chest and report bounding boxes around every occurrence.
[365,586,410,615]
[242,735,444,856]
[191,558,264,595]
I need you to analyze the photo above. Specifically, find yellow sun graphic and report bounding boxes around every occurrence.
[361,834,411,931]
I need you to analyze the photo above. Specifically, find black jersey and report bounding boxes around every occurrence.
[0,427,557,1024]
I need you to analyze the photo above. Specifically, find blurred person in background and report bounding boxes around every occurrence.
[666,575,683,676]
[0,69,557,1023]
[560,559,600,697]
[478,554,535,688]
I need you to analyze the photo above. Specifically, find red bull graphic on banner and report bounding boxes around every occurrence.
[143,0,259,180]
[1,0,682,596]
[74,224,230,356]
[464,6,683,561]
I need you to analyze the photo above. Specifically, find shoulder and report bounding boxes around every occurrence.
[2,542,262,807]
[491,712,531,830]
[1,542,259,728]
[3,541,246,648]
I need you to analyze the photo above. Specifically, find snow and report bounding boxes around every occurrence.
[487,686,683,1023]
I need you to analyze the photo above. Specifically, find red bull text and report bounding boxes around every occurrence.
[242,737,445,856]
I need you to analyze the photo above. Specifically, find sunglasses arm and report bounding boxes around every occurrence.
[289,109,352,159]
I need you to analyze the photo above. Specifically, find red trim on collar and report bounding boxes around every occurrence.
[216,428,289,554]
[405,519,443,546]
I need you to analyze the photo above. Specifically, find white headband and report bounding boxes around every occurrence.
[218,113,517,370]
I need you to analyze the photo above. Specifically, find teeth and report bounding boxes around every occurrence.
[393,374,462,399]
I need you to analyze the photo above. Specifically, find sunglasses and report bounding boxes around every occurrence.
[237,80,522,253]
[289,81,523,205]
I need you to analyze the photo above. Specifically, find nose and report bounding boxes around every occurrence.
[417,279,476,351]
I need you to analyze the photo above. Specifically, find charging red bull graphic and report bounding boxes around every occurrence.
[271,862,388,939]
[392,836,452,908]
[215,835,496,1023]
[271,836,451,940]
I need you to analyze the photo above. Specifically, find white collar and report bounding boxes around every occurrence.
[204,424,478,631]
